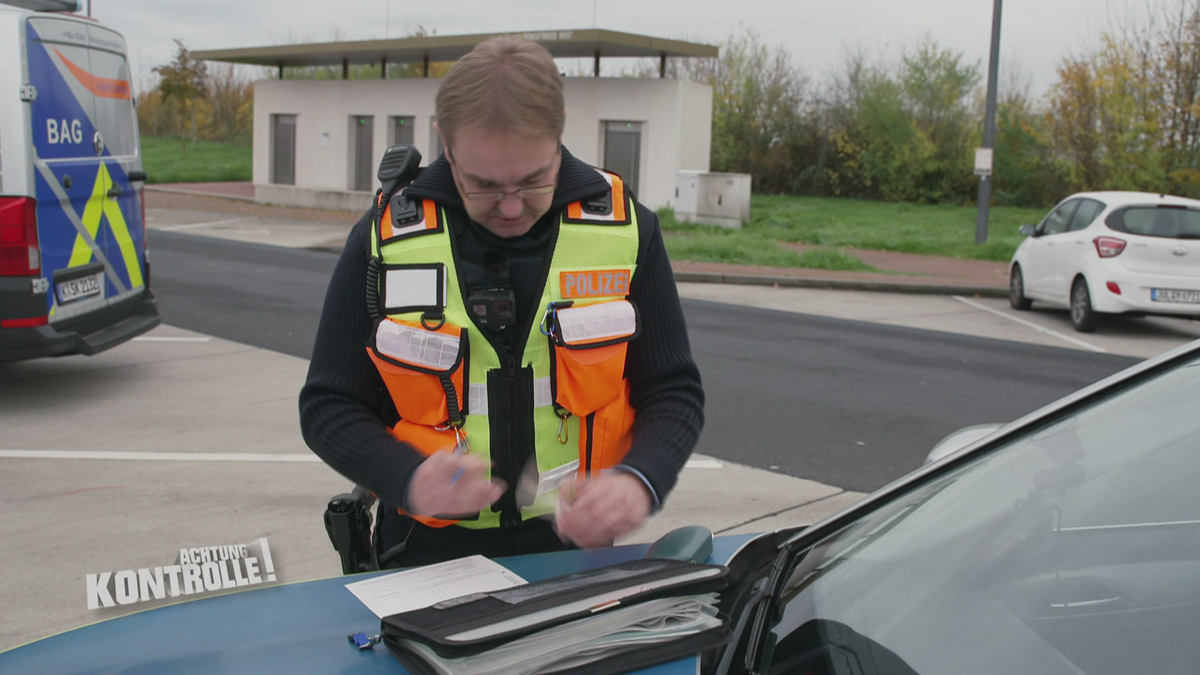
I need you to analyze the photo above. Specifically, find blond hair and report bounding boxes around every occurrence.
[435,36,565,149]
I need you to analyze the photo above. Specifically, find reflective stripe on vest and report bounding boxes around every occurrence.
[369,169,641,529]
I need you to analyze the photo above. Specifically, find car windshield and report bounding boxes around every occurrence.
[765,350,1200,675]
[1106,206,1200,239]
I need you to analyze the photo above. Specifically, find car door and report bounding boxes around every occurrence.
[25,16,109,322]
[84,23,146,306]
[1024,199,1079,301]
[1046,198,1106,304]
[25,17,144,325]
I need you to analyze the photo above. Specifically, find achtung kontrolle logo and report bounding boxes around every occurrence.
[86,537,277,610]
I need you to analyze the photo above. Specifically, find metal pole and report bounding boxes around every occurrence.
[975,0,1002,245]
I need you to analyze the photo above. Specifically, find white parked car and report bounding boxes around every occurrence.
[1009,191,1200,332]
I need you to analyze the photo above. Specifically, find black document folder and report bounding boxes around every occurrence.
[381,558,732,675]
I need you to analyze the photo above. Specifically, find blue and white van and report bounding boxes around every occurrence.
[0,0,158,360]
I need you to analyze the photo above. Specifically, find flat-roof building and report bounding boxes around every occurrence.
[195,30,717,211]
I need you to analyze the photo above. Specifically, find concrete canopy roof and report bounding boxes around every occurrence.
[191,29,718,69]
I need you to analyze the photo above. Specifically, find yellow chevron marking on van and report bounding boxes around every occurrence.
[68,164,143,288]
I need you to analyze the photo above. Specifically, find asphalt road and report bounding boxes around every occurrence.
[150,230,1137,492]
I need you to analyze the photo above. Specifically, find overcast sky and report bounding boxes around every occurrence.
[94,0,1139,98]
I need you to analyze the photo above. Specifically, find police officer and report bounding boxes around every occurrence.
[300,36,704,567]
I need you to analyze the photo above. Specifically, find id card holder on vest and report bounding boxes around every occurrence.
[515,457,579,509]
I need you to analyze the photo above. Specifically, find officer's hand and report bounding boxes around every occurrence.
[553,472,652,548]
[407,450,505,517]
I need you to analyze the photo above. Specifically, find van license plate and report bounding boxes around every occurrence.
[57,274,102,304]
[1151,288,1200,304]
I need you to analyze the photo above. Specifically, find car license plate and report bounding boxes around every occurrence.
[56,273,103,304]
[1151,288,1200,304]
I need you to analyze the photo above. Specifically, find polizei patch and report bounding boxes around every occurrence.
[559,269,630,299]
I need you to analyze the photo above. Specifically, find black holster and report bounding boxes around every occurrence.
[324,486,378,575]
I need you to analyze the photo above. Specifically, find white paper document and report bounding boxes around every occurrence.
[345,555,527,618]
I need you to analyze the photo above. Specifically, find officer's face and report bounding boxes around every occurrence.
[444,127,560,238]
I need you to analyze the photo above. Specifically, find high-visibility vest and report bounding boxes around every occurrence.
[367,168,641,529]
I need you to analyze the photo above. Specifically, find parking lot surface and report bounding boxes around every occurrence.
[3,192,1197,651]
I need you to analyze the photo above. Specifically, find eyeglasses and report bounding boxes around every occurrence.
[446,146,560,203]
[461,184,556,203]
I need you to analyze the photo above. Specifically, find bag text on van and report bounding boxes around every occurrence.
[47,118,84,145]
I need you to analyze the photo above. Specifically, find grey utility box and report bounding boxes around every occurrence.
[674,171,751,228]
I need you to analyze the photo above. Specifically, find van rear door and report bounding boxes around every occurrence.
[25,16,146,324]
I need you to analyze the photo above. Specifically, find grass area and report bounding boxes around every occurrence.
[140,135,251,184]
[660,194,1046,267]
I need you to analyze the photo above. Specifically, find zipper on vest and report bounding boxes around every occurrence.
[584,413,596,476]
[446,210,562,529]
[501,354,523,529]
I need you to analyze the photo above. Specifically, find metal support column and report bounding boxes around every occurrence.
[975,0,1003,245]
[660,53,666,78]
[594,51,600,77]
[381,55,387,79]
[342,58,349,80]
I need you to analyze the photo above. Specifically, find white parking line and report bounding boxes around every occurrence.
[1,450,726,469]
[952,296,1107,353]
[132,336,213,342]
[0,450,321,462]
[159,217,258,231]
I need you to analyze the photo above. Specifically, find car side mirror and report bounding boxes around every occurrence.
[924,423,1005,465]
[1019,224,1038,237]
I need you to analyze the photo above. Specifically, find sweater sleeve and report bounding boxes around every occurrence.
[620,204,705,504]
[298,209,424,507]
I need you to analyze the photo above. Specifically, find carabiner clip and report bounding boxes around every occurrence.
[539,302,557,338]
[556,410,570,445]
[540,301,574,340]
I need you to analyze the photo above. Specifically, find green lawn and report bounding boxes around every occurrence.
[660,194,1046,267]
[136,135,1039,268]
[140,135,252,184]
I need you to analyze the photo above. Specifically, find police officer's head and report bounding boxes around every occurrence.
[436,36,564,238]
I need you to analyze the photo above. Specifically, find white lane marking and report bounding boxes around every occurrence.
[3,450,727,469]
[133,336,213,342]
[0,450,320,462]
[952,296,1106,353]
[159,217,258,231]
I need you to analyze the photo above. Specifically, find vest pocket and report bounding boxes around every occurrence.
[582,388,636,474]
[368,318,474,529]
[367,318,469,428]
[553,342,628,416]
[547,299,639,418]
[387,420,477,527]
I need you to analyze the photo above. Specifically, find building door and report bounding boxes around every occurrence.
[603,121,642,196]
[352,115,374,191]
[392,116,414,147]
[271,114,296,185]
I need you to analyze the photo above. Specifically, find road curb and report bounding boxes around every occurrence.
[145,185,260,204]
[673,271,1008,297]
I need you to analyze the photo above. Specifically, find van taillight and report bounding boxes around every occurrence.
[0,197,41,277]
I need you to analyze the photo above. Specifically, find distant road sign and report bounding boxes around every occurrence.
[974,148,994,176]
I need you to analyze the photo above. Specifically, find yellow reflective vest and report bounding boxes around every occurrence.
[367,169,641,529]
